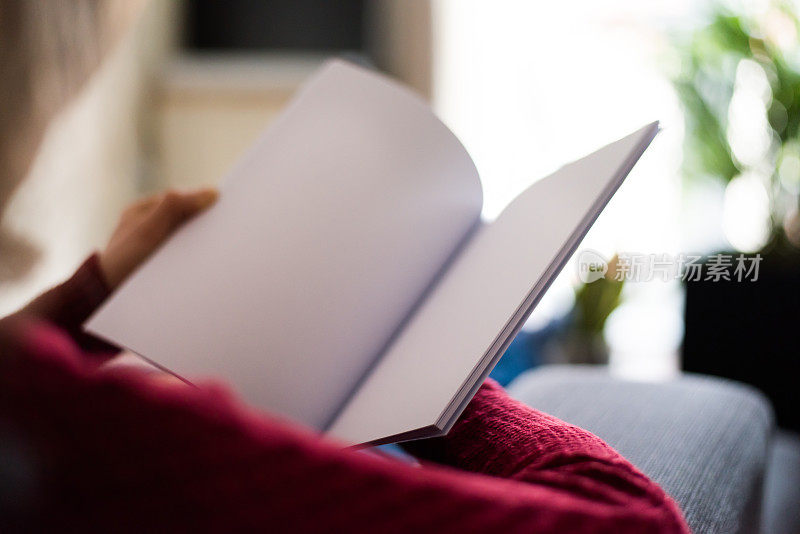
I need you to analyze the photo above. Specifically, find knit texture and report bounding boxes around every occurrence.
[0,255,689,533]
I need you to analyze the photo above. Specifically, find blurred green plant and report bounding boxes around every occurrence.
[572,256,624,338]
[669,2,800,251]
[564,4,800,364]
[567,255,624,364]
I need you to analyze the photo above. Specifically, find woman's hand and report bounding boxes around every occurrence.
[99,188,218,289]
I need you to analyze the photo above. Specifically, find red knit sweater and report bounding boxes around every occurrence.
[0,255,689,533]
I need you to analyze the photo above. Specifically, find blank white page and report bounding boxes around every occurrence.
[329,123,658,444]
[86,59,482,430]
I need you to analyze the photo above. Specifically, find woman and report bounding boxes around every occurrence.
[0,2,689,532]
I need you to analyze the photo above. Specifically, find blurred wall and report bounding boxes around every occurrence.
[154,1,432,189]
[0,2,177,315]
[0,0,433,315]
[155,54,321,189]
[367,0,433,99]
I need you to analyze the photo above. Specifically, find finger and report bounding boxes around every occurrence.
[163,188,219,223]
[131,188,217,218]
[125,193,163,215]
[147,188,219,240]
[177,188,219,217]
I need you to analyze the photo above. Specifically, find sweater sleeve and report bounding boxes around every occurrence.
[8,253,118,355]
[0,323,689,533]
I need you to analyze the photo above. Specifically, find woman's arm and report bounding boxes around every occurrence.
[0,323,688,533]
[406,380,689,528]
[0,185,686,532]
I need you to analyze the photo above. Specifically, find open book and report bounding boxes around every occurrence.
[85,59,658,446]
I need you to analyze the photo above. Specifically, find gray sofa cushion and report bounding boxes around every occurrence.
[507,365,774,534]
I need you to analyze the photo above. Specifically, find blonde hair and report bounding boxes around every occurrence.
[0,0,143,279]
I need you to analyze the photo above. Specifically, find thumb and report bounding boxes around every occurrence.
[176,188,219,219]
[142,188,219,246]
[157,188,219,229]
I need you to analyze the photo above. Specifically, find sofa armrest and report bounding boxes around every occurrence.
[507,365,774,534]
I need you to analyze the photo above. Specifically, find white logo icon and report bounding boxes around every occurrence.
[577,249,608,283]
